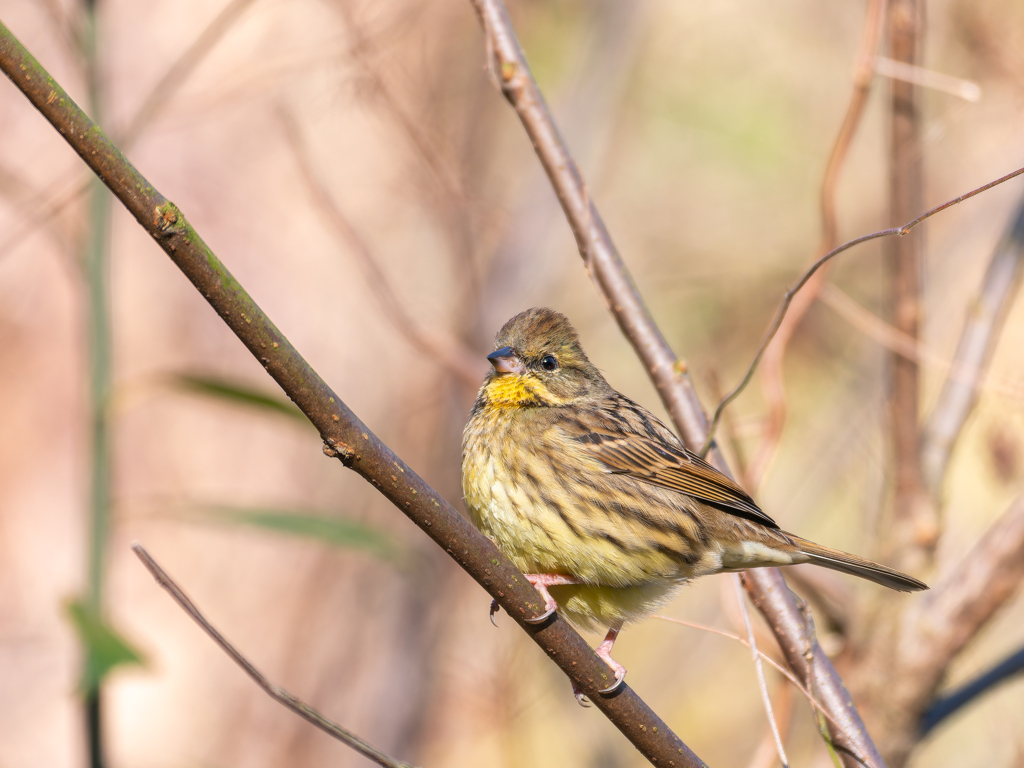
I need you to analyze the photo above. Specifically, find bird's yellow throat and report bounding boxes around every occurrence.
[483,374,566,407]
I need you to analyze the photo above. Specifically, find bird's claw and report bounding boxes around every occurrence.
[598,672,626,695]
[524,605,556,625]
[572,682,592,707]
[489,600,500,627]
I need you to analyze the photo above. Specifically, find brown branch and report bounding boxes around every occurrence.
[0,22,705,768]
[276,107,483,391]
[747,0,887,489]
[884,0,934,562]
[852,491,1024,764]
[131,544,417,768]
[468,1,885,765]
[920,195,1024,495]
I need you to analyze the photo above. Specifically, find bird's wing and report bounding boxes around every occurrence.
[559,399,779,529]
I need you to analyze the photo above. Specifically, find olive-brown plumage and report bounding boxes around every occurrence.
[462,308,926,695]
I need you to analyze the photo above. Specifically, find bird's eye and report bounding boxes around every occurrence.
[541,355,558,371]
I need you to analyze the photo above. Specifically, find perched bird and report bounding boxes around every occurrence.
[462,307,926,699]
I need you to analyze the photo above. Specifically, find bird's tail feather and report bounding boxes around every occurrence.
[786,534,928,592]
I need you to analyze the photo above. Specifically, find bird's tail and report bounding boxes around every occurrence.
[785,534,928,592]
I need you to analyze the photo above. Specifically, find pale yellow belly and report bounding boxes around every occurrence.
[462,432,693,630]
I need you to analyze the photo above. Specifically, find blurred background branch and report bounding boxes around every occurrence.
[132,544,418,768]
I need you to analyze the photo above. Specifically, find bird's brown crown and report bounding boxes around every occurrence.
[480,308,606,407]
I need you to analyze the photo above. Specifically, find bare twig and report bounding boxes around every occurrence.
[276,108,483,390]
[734,575,789,768]
[747,684,795,768]
[131,544,417,768]
[468,1,888,764]
[653,614,864,754]
[0,25,705,767]
[873,57,981,102]
[703,164,1024,458]
[920,195,1024,495]
[747,0,886,489]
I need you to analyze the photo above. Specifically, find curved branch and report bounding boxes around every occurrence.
[468,2,884,766]
[132,544,417,768]
[0,21,704,768]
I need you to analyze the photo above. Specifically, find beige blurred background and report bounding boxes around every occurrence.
[1,0,1023,766]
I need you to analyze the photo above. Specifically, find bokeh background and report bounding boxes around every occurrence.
[1,0,1023,766]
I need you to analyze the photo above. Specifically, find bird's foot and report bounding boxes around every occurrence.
[489,600,500,627]
[523,573,577,624]
[596,626,626,693]
[572,681,592,707]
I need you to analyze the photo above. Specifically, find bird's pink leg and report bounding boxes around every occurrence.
[596,623,626,693]
[523,573,577,624]
[571,621,627,705]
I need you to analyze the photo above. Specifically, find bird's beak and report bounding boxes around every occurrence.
[487,346,524,374]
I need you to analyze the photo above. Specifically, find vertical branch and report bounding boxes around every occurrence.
[81,2,112,766]
[884,0,935,559]
[920,196,1024,495]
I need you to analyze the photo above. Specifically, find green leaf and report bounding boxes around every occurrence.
[171,374,310,424]
[201,505,399,562]
[66,599,146,693]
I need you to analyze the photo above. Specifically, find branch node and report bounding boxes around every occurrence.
[323,438,356,466]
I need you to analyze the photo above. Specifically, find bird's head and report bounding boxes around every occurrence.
[480,308,606,407]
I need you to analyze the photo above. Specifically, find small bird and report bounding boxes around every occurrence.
[462,308,926,700]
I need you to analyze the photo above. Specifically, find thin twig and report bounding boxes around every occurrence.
[745,0,886,488]
[0,26,704,767]
[873,57,981,102]
[733,575,789,768]
[652,614,864,756]
[702,163,1024,456]
[131,544,416,768]
[920,194,1024,495]
[276,107,483,390]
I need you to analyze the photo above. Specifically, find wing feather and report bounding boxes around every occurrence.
[559,397,778,529]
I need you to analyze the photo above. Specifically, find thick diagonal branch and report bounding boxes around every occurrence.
[0,20,703,768]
